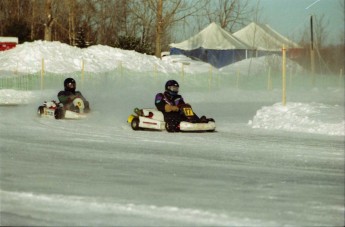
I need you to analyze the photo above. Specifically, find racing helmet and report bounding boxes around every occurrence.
[64,78,76,92]
[165,80,179,95]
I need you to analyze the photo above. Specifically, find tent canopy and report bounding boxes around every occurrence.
[170,22,249,50]
[169,22,249,68]
[233,22,301,51]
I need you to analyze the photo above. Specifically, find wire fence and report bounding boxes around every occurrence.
[0,65,343,92]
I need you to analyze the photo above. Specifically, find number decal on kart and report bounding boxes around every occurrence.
[182,107,194,116]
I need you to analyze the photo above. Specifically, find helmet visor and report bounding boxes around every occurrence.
[168,85,179,92]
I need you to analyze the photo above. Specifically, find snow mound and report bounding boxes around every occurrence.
[249,102,344,136]
[0,40,304,75]
[0,41,181,74]
[0,89,35,105]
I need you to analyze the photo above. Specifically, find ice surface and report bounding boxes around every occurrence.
[0,41,344,226]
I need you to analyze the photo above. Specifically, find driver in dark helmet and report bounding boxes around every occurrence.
[155,80,185,113]
[155,80,209,131]
[58,78,90,113]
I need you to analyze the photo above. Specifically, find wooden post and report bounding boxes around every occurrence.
[81,59,85,88]
[181,64,185,80]
[282,45,286,106]
[208,65,212,90]
[339,68,343,88]
[41,58,45,90]
[236,70,240,89]
[267,66,272,90]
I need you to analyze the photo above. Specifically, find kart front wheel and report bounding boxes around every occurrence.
[54,108,64,119]
[131,117,140,130]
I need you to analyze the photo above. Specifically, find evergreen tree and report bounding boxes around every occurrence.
[115,35,151,54]
[74,27,88,48]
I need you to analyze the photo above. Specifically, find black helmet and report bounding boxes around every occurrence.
[165,80,179,95]
[64,78,76,92]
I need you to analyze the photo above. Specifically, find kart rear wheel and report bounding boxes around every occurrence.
[37,106,44,116]
[166,122,179,132]
[131,117,140,130]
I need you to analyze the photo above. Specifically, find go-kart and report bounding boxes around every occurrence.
[127,104,216,132]
[37,98,87,119]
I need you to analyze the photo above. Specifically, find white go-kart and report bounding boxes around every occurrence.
[127,104,216,132]
[37,98,87,120]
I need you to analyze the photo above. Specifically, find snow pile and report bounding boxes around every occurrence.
[249,102,344,136]
[0,41,83,74]
[0,40,304,75]
[0,89,35,105]
[0,40,209,74]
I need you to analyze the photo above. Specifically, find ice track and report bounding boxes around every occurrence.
[0,102,344,226]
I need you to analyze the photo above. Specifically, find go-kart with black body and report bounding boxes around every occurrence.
[128,104,216,132]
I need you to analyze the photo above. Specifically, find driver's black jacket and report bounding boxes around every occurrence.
[57,90,90,112]
[154,91,185,112]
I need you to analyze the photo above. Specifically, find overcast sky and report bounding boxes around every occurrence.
[256,0,344,45]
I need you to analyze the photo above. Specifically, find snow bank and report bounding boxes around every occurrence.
[0,89,35,105]
[0,41,209,74]
[249,102,344,136]
[0,40,304,75]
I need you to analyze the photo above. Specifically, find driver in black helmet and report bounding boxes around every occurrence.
[155,80,185,112]
[58,78,90,113]
[155,80,185,131]
[155,80,213,131]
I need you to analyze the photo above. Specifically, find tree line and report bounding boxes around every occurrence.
[0,0,253,57]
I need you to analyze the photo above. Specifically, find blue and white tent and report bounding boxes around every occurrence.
[169,22,249,68]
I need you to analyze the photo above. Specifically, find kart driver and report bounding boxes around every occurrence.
[155,80,184,131]
[58,78,90,113]
[155,80,209,131]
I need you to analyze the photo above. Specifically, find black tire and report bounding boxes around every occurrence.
[54,108,65,119]
[131,117,140,130]
[166,122,178,132]
[37,106,44,116]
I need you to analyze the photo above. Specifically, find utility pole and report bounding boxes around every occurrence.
[310,15,315,85]
[155,0,163,58]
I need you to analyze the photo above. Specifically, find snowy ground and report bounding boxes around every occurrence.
[0,41,344,226]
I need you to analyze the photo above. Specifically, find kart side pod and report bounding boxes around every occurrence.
[128,109,166,131]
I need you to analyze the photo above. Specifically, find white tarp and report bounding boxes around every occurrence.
[0,37,18,43]
[169,22,249,50]
[233,22,301,51]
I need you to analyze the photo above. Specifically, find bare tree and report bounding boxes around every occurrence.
[314,14,329,49]
[203,0,253,32]
[44,0,53,41]
[1,0,253,56]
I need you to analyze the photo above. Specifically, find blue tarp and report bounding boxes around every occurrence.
[170,47,247,68]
